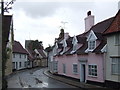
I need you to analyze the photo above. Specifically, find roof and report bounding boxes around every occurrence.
[93,40,107,53]
[37,49,47,59]
[54,13,115,56]
[13,41,28,54]
[91,17,115,33]
[104,10,120,35]
[2,15,12,50]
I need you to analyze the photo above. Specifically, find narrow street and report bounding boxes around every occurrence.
[7,68,79,89]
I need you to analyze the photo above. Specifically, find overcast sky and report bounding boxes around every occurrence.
[10,0,120,48]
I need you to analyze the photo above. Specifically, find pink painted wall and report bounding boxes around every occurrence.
[56,54,80,79]
[78,53,104,83]
[87,53,104,82]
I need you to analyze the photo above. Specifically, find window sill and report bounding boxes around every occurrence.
[111,73,120,76]
[88,75,98,78]
[73,73,78,75]
[114,44,120,46]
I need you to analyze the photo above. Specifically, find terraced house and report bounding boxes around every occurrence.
[48,10,119,88]
[12,41,28,71]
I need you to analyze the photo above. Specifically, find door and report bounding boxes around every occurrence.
[80,64,86,82]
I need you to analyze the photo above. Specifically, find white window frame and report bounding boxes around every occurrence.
[88,40,96,50]
[88,64,97,77]
[111,57,120,75]
[115,34,120,45]
[73,64,78,74]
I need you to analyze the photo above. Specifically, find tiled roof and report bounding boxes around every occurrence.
[104,10,120,35]
[37,49,47,59]
[93,40,107,53]
[91,17,115,33]
[13,41,28,54]
[76,41,88,55]
[54,13,115,56]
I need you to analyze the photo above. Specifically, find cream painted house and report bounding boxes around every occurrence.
[104,10,120,89]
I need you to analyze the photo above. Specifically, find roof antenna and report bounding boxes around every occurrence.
[61,21,68,29]
[29,32,31,40]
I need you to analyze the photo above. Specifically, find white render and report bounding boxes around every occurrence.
[12,53,28,70]
[84,15,94,32]
[106,34,120,82]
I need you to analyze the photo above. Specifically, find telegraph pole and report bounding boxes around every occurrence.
[1,0,4,15]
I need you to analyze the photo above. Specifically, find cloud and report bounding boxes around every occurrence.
[13,2,62,18]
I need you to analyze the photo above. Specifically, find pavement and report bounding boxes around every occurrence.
[43,69,115,90]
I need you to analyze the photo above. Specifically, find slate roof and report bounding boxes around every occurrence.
[54,12,115,56]
[93,40,107,53]
[13,41,28,54]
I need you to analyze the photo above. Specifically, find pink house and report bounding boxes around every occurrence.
[48,11,114,86]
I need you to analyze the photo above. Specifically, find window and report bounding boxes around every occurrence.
[88,41,96,50]
[63,64,66,74]
[13,54,15,58]
[73,64,78,74]
[24,62,27,67]
[54,61,58,72]
[115,34,120,45]
[111,57,120,75]
[24,55,26,59]
[12,62,15,69]
[20,54,21,58]
[88,65,97,76]
[19,62,22,68]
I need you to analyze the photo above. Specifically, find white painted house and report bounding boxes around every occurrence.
[12,41,28,70]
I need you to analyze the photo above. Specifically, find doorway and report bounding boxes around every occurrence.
[80,64,86,82]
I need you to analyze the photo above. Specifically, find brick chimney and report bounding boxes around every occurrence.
[64,32,69,40]
[84,11,94,32]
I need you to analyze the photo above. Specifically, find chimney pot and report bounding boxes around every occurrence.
[87,11,91,16]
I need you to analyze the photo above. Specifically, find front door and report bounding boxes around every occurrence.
[80,64,86,82]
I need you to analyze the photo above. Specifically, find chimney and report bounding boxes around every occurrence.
[64,32,69,40]
[118,1,120,10]
[84,11,94,32]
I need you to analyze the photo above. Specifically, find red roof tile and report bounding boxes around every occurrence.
[104,10,120,34]
[13,41,28,54]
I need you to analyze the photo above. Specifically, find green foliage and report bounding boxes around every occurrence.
[28,40,43,50]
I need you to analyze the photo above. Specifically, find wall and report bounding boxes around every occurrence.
[12,53,28,70]
[57,54,80,79]
[106,34,120,82]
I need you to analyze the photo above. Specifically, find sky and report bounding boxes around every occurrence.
[6,0,120,48]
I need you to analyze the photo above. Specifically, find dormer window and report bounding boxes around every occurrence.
[60,39,67,55]
[85,30,97,52]
[53,43,58,55]
[71,36,78,54]
[88,40,96,50]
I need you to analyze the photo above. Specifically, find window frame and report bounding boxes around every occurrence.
[19,62,22,68]
[88,40,96,50]
[115,34,120,45]
[73,64,78,74]
[111,57,120,75]
[88,64,97,77]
